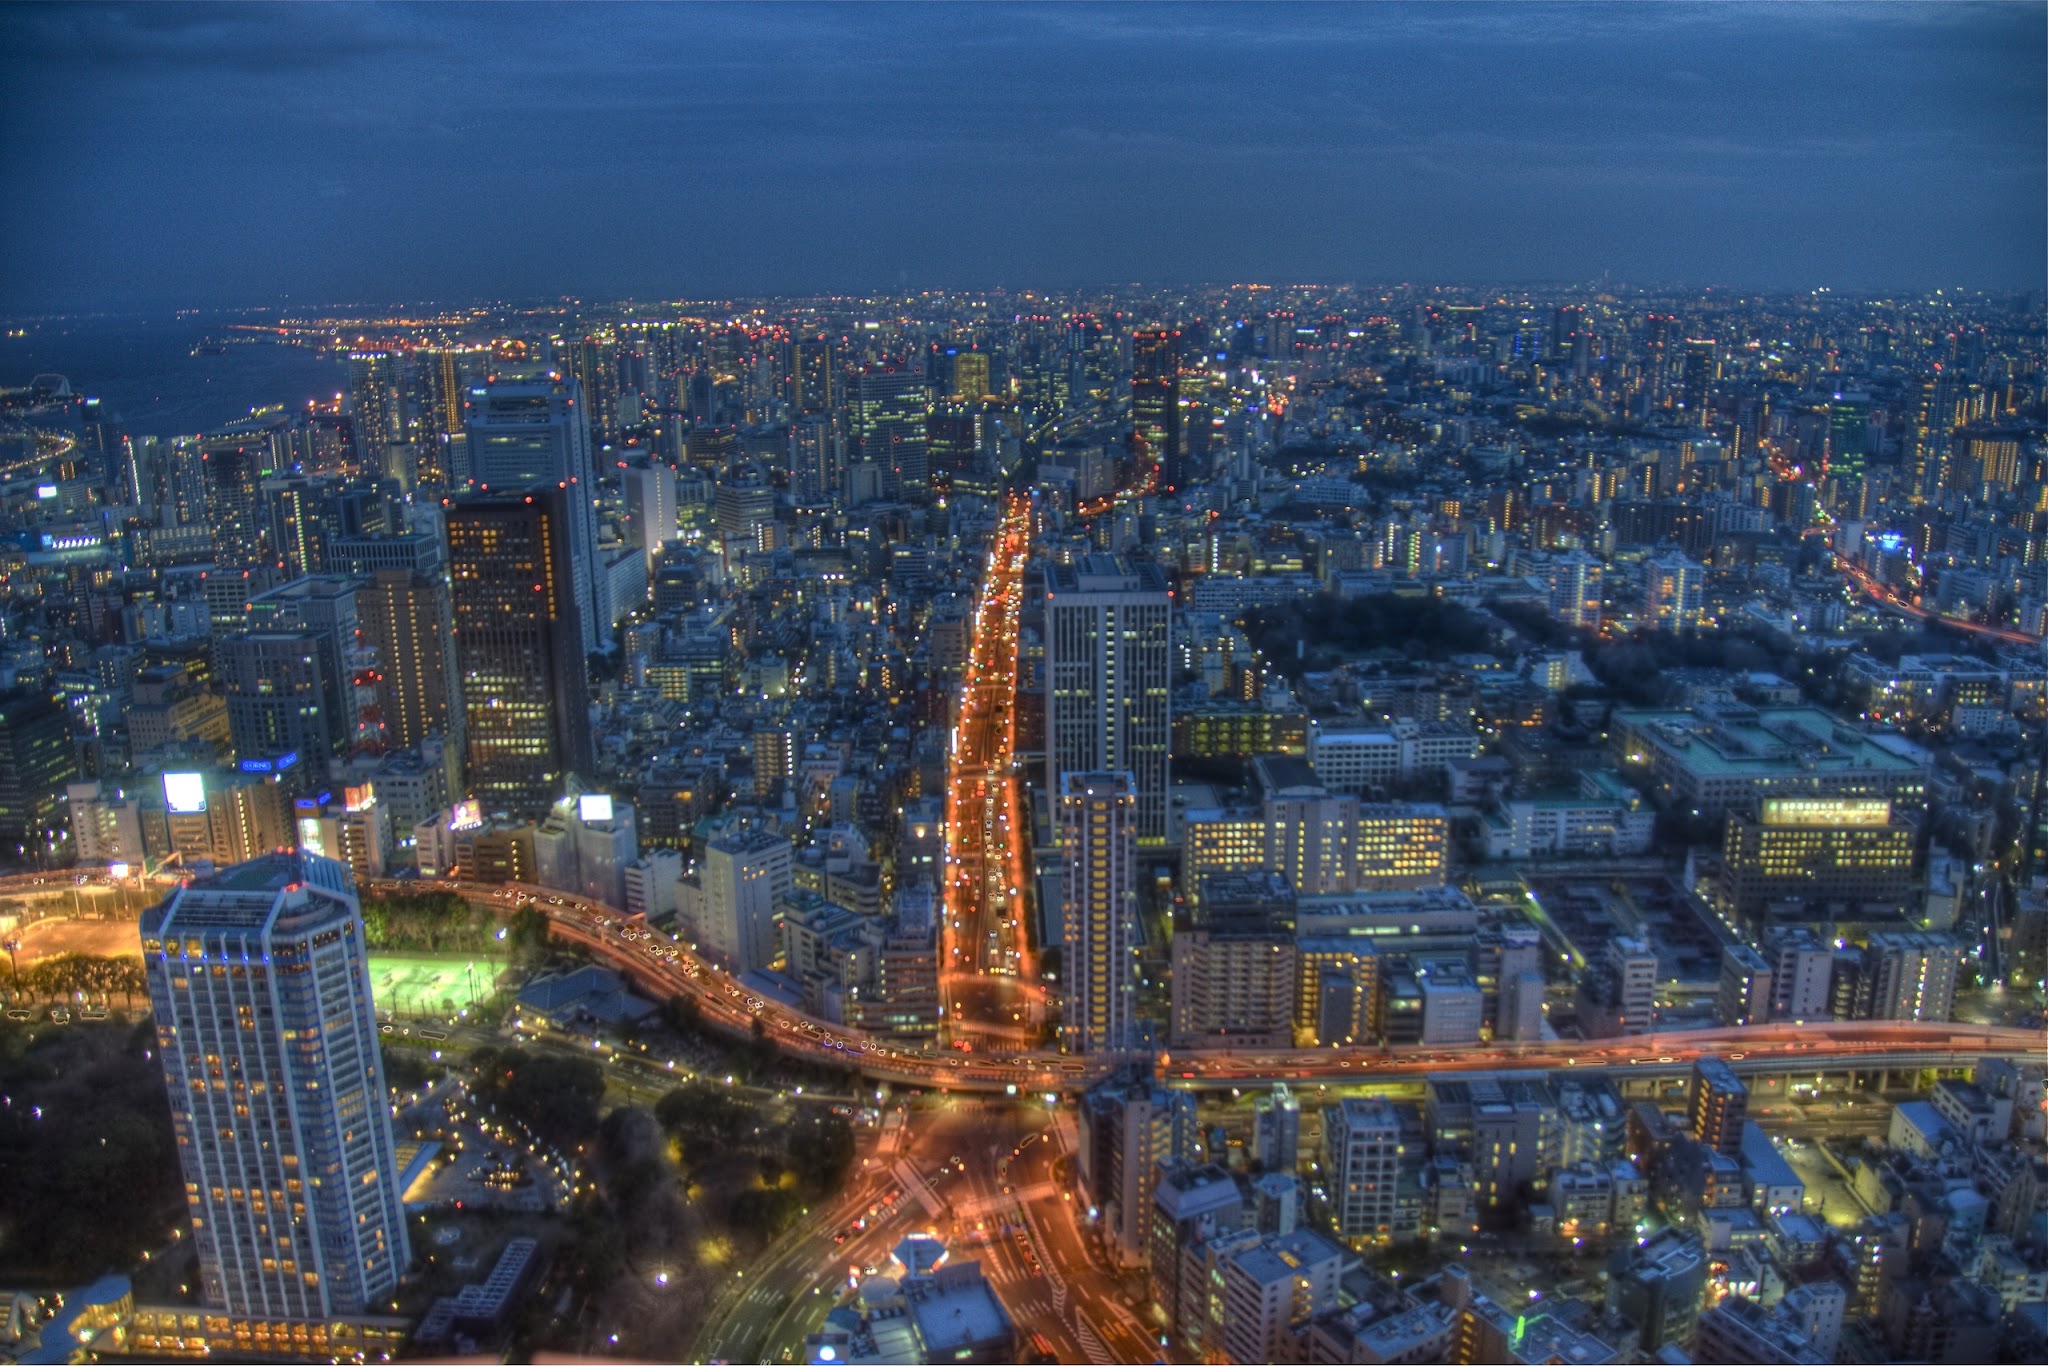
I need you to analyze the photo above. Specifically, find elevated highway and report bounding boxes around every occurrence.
[371,878,2048,1096]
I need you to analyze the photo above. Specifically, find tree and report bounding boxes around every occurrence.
[470,1047,606,1144]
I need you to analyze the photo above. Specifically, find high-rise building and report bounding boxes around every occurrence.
[621,462,678,562]
[1059,771,1140,1055]
[1688,1057,1748,1159]
[790,337,836,416]
[346,351,407,475]
[464,366,605,652]
[219,632,340,781]
[1132,328,1182,491]
[789,414,842,507]
[950,350,991,401]
[1046,555,1171,843]
[355,568,459,756]
[1077,1069,1198,1265]
[0,688,76,859]
[1763,925,1835,1021]
[1861,931,1962,1023]
[695,828,794,973]
[1323,1097,1407,1246]
[849,366,928,501]
[140,851,410,1322]
[446,489,594,815]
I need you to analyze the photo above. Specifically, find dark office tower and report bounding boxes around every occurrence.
[1680,339,1717,425]
[1825,393,1871,480]
[850,365,929,501]
[346,351,407,474]
[791,337,836,416]
[0,688,75,863]
[356,568,459,756]
[263,479,330,578]
[464,366,604,653]
[566,334,621,446]
[413,348,467,488]
[447,489,594,815]
[1687,1057,1748,1159]
[791,414,842,507]
[1265,310,1296,358]
[1551,305,1584,362]
[199,434,271,564]
[220,631,341,779]
[1132,328,1183,491]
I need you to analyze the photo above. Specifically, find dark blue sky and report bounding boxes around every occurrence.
[1,1,2041,311]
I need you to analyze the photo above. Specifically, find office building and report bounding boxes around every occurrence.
[849,365,928,501]
[1132,328,1182,491]
[219,632,340,781]
[1323,1097,1407,1247]
[464,366,604,652]
[1688,1057,1749,1159]
[355,568,459,757]
[1059,771,1139,1054]
[1076,1069,1197,1265]
[0,688,76,856]
[621,461,678,561]
[1046,556,1171,843]
[447,489,595,815]
[790,336,835,416]
[1763,924,1835,1021]
[694,828,793,973]
[1721,797,1916,919]
[1613,704,1928,820]
[346,351,407,474]
[140,851,410,1320]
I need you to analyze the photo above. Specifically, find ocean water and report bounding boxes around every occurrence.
[0,313,345,438]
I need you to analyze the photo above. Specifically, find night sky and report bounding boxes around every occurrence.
[1,1,2041,311]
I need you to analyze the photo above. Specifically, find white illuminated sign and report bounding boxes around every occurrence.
[162,772,206,814]
[577,793,614,823]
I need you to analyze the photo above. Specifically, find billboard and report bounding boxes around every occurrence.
[577,793,614,823]
[163,772,207,814]
[298,817,327,858]
[449,800,483,831]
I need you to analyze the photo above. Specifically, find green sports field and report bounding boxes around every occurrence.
[368,954,497,1018]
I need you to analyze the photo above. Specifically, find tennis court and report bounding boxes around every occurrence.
[368,954,497,1018]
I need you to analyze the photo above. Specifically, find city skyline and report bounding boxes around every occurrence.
[1,2,2043,313]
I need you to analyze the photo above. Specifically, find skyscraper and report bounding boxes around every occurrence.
[346,351,407,476]
[1046,555,1172,843]
[140,850,410,1322]
[447,488,594,815]
[1132,328,1182,491]
[219,631,340,780]
[356,567,459,755]
[464,366,605,652]
[1059,771,1139,1055]
[849,365,929,502]
[791,336,836,416]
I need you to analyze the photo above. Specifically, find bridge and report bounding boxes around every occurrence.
[372,877,2048,1096]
